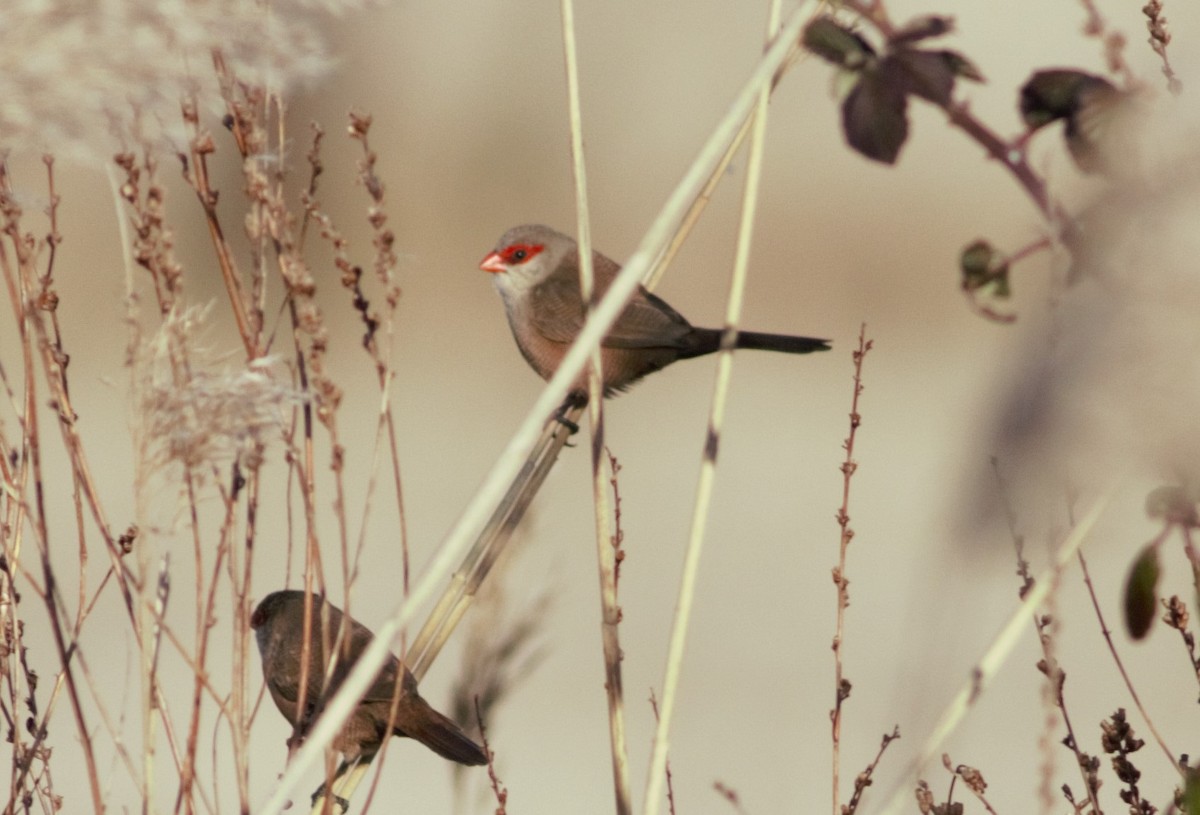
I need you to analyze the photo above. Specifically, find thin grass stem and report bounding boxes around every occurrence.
[642,1,782,810]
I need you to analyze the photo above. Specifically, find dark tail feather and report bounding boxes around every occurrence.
[735,330,831,354]
[683,327,831,357]
[400,704,488,766]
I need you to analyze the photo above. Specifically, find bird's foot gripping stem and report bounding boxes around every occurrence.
[310,784,351,814]
[551,392,587,436]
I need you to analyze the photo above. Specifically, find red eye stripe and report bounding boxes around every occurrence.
[500,243,543,265]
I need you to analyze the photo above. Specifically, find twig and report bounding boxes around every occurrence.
[832,325,873,815]
[1162,595,1200,695]
[1143,1,1182,93]
[476,696,509,814]
[608,450,626,590]
[178,95,258,360]
[1077,548,1179,770]
[559,0,632,811]
[943,754,999,815]
[0,163,107,815]
[714,781,749,814]
[649,691,677,815]
[844,727,900,815]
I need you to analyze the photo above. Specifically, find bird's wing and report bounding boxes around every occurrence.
[529,260,693,350]
[334,622,415,704]
[269,672,301,704]
[527,274,587,344]
[361,655,414,704]
[603,289,694,350]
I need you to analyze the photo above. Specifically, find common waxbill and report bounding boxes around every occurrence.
[250,590,487,767]
[480,224,830,398]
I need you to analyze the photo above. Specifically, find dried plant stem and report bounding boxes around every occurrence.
[4,176,136,616]
[0,174,108,815]
[649,691,678,815]
[1076,548,1179,771]
[180,98,258,360]
[259,8,815,808]
[832,325,872,815]
[1143,0,1182,93]
[560,0,632,811]
[643,2,784,811]
[1030,556,1102,815]
[876,492,1112,815]
[844,727,900,815]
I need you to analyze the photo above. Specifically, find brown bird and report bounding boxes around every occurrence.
[480,224,830,400]
[250,590,487,769]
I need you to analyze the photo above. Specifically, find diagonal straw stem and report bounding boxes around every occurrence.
[876,492,1112,815]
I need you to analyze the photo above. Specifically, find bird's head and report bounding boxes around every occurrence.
[480,224,575,293]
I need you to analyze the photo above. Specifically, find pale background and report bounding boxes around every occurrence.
[4,0,1200,812]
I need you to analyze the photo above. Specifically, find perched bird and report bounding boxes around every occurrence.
[250,590,487,769]
[480,224,830,400]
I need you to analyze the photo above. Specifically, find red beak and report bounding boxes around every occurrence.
[479,251,506,273]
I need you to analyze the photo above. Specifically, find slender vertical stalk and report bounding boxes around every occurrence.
[560,1,632,812]
[642,3,782,812]
[831,326,872,814]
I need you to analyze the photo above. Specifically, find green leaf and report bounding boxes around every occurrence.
[841,66,909,164]
[803,17,876,70]
[960,240,1009,295]
[1182,768,1200,815]
[1123,545,1160,640]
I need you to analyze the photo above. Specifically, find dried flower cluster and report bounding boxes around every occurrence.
[136,305,300,473]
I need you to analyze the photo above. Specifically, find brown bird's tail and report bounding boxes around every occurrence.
[683,327,831,358]
[399,703,488,766]
[734,330,831,354]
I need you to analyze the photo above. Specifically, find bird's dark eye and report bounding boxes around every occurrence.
[250,607,267,628]
[500,243,543,265]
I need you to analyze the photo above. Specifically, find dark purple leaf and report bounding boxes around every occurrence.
[888,49,956,105]
[841,68,909,164]
[890,14,955,45]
